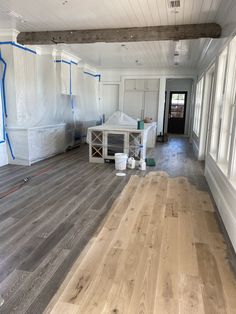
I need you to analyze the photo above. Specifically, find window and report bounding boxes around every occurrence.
[210,47,228,159]
[193,77,204,137]
[207,37,236,185]
[231,134,236,184]
[217,39,236,175]
[170,93,186,118]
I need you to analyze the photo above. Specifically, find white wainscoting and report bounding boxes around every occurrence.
[205,155,236,252]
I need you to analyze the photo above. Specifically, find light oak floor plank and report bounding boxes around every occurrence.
[47,170,236,314]
[0,137,235,314]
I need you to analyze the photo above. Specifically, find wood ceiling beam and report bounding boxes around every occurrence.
[17,23,221,45]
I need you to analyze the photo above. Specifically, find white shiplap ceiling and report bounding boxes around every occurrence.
[66,39,208,69]
[0,0,235,69]
[0,0,229,31]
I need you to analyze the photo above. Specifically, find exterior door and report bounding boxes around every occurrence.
[168,91,187,134]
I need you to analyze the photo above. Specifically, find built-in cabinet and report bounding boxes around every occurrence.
[123,79,159,121]
[125,79,159,91]
[88,123,157,163]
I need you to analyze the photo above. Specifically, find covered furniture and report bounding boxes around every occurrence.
[87,112,157,163]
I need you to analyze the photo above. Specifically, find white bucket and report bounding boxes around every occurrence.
[115,153,128,171]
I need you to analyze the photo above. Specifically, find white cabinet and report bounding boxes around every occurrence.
[6,124,66,165]
[125,79,145,91]
[144,91,158,121]
[88,125,157,163]
[135,79,145,90]
[146,79,160,91]
[123,78,159,121]
[125,79,136,90]
[123,91,144,120]
[125,79,159,92]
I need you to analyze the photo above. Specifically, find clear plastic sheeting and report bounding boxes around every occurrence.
[1,43,101,164]
[104,111,137,127]
[0,64,4,142]
[76,69,100,122]
[74,69,101,142]
[5,49,101,129]
[9,51,73,128]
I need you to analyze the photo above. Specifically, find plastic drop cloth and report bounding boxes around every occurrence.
[0,61,4,142]
[2,44,102,163]
[5,48,101,129]
[104,111,137,127]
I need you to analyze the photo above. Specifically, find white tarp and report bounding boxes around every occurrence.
[4,48,101,128]
[104,111,137,127]
[1,44,101,164]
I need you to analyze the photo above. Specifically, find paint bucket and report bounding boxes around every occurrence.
[115,153,128,171]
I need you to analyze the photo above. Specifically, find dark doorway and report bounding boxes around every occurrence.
[168,91,187,134]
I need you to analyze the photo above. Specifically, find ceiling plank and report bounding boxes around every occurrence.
[17,23,221,45]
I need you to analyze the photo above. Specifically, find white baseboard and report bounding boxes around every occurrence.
[192,138,199,159]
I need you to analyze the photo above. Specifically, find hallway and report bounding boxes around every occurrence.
[0,138,235,313]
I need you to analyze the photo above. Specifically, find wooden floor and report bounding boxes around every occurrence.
[46,172,236,314]
[0,137,235,313]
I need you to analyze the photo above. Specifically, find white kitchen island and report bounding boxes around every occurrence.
[87,114,157,163]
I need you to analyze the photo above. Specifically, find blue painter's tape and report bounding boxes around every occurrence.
[83,71,101,82]
[0,52,7,143]
[0,53,7,118]
[6,132,15,160]
[71,61,78,66]
[70,63,72,95]
[0,41,37,54]
[55,59,71,65]
[12,42,37,54]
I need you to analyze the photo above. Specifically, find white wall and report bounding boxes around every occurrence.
[205,156,236,252]
[164,78,193,135]
[195,35,236,252]
[101,84,119,120]
[100,67,195,135]
[100,67,196,83]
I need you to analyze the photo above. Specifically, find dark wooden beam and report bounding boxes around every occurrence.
[17,23,221,45]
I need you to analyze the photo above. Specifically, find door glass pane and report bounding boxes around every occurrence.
[170,93,185,118]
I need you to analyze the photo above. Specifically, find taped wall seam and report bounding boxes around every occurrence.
[55,59,78,66]
[0,52,15,159]
[83,71,101,82]
[0,52,6,142]
[5,132,15,159]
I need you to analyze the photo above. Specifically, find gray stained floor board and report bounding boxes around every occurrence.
[0,137,234,314]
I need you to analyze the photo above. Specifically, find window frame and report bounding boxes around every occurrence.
[193,76,204,138]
